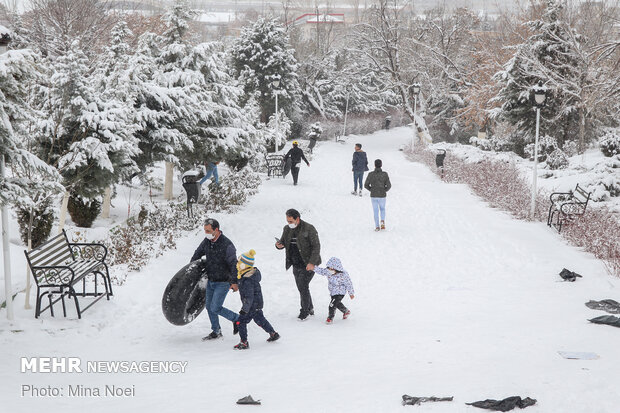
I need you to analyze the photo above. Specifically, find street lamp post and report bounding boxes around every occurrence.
[273,78,280,152]
[342,88,350,139]
[530,81,548,220]
[0,27,13,320]
[411,82,421,150]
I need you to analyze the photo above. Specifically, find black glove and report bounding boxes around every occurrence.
[239,310,247,316]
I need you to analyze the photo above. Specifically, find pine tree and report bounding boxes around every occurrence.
[231,17,302,124]
[494,0,582,149]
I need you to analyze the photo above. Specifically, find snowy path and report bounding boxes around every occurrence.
[2,127,619,413]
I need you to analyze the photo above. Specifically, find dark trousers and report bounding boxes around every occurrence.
[291,166,300,184]
[328,295,348,319]
[293,266,314,314]
[238,309,275,342]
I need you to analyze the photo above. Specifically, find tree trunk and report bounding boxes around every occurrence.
[58,191,69,234]
[24,212,32,309]
[101,187,112,218]
[164,162,174,201]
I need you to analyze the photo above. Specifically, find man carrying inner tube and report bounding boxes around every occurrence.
[191,218,239,341]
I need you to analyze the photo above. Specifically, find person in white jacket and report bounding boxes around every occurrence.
[313,257,355,324]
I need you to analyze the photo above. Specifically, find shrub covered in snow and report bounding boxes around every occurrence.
[469,136,493,151]
[582,156,620,201]
[562,140,578,157]
[524,135,558,162]
[599,130,620,157]
[545,148,569,170]
[16,201,55,248]
[205,167,261,213]
[67,195,102,228]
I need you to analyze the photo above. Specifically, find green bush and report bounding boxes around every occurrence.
[17,202,54,248]
[67,195,101,228]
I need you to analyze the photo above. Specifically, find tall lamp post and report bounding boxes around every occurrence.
[273,77,280,152]
[530,81,548,220]
[0,27,13,320]
[411,82,421,150]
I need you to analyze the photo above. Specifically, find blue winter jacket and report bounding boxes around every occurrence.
[190,232,237,283]
[238,268,265,314]
[314,257,355,296]
[352,151,369,172]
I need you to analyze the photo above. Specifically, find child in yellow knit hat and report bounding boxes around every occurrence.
[233,249,280,349]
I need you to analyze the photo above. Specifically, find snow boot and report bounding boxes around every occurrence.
[267,332,280,342]
[374,227,381,232]
[234,341,249,350]
[380,220,385,230]
[343,310,351,320]
[202,330,222,341]
[325,317,333,324]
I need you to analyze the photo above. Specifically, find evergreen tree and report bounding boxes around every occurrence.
[231,17,301,124]
[494,0,582,149]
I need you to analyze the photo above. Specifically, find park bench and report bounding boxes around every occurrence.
[24,230,113,319]
[266,154,285,178]
[547,184,592,232]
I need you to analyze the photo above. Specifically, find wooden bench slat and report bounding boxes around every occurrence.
[28,235,66,259]
[30,244,73,267]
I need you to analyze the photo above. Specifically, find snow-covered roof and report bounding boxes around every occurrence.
[288,13,345,26]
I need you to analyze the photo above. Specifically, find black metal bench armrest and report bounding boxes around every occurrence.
[30,265,78,285]
[550,191,572,203]
[69,243,108,262]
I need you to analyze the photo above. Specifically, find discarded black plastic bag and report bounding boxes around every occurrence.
[559,268,582,282]
[585,299,620,314]
[589,315,620,328]
[237,395,261,405]
[402,395,453,406]
[466,396,536,411]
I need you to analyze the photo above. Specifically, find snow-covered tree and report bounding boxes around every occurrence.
[493,0,582,149]
[231,17,302,123]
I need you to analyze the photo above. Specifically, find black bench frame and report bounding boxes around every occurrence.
[24,230,113,319]
[266,154,285,178]
[547,183,592,232]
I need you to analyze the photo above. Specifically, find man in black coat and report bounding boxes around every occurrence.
[191,218,239,340]
[283,141,310,185]
[275,208,321,320]
[352,143,369,196]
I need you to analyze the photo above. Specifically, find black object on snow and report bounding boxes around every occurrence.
[559,268,582,282]
[435,149,446,168]
[182,172,202,218]
[585,299,620,314]
[589,315,620,328]
[402,395,453,406]
[466,396,537,411]
[282,157,292,178]
[237,395,261,405]
[162,260,207,325]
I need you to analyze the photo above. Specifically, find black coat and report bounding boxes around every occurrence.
[364,167,392,198]
[284,146,309,167]
[277,220,321,270]
[352,151,369,172]
[238,268,264,314]
[190,232,237,283]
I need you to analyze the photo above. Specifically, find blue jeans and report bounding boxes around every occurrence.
[371,197,386,228]
[199,165,219,185]
[205,281,238,333]
[353,171,365,191]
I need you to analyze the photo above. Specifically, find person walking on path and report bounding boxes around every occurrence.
[232,249,280,350]
[313,257,355,324]
[283,141,310,186]
[190,218,239,340]
[364,159,392,231]
[351,143,369,196]
[275,208,322,320]
[199,161,220,186]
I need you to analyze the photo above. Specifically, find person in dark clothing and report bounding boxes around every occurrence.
[232,249,280,350]
[351,143,369,196]
[283,141,310,186]
[364,159,392,231]
[190,218,239,340]
[275,208,322,321]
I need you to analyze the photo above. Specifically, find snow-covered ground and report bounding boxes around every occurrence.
[2,127,619,412]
